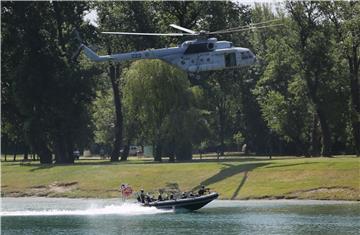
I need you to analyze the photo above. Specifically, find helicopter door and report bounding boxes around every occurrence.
[225,53,237,67]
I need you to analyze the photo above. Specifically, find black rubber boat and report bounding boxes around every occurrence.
[143,192,218,211]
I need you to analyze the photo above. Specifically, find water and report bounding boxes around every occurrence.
[1,198,359,235]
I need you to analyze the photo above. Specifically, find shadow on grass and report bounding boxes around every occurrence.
[190,158,267,163]
[192,162,270,199]
[25,159,166,171]
[13,157,270,171]
[12,156,313,172]
[264,162,320,169]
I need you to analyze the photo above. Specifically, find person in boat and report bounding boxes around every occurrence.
[137,189,146,203]
[158,193,163,201]
[181,192,187,199]
[198,185,209,196]
[144,194,151,203]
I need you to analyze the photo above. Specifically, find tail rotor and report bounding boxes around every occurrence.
[71,29,84,62]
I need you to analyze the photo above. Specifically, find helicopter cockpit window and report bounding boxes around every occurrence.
[225,53,237,67]
[184,43,214,54]
[241,51,253,60]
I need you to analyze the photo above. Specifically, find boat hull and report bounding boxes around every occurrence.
[144,192,218,211]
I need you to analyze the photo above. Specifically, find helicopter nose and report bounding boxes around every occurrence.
[249,50,257,64]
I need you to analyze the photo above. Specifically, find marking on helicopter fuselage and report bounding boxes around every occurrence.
[131,53,142,59]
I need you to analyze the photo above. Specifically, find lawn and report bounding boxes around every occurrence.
[1,156,359,200]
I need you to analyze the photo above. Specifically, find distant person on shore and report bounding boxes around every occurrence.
[242,144,248,154]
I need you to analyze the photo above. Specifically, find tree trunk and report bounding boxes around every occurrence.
[305,72,332,157]
[35,144,52,164]
[348,54,360,156]
[121,139,130,161]
[310,113,320,156]
[54,134,74,164]
[218,104,225,156]
[169,154,175,162]
[24,150,28,161]
[175,139,192,161]
[314,105,332,157]
[109,62,123,162]
[154,142,162,162]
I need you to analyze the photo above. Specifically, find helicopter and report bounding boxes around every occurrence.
[78,20,281,76]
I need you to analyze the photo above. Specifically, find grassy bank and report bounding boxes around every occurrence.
[1,156,359,200]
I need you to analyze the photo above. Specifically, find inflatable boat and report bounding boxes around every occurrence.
[143,192,218,211]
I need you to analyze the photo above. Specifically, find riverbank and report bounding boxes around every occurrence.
[1,156,359,200]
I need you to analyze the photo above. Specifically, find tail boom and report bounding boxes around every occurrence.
[81,45,182,63]
[81,44,110,62]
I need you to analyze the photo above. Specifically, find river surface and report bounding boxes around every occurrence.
[1,197,359,235]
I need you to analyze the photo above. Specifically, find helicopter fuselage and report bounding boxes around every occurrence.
[81,38,256,73]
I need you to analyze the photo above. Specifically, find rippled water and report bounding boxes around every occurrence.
[1,198,359,235]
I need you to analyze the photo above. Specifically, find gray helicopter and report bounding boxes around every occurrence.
[79,20,280,74]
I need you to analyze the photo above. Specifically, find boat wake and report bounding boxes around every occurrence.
[1,203,172,217]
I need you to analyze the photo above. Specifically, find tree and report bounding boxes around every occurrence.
[1,2,99,163]
[92,89,115,154]
[319,1,360,155]
[287,1,335,156]
[122,60,196,161]
[254,34,313,155]
[96,1,158,161]
[188,2,253,155]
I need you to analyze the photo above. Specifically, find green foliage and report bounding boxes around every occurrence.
[92,89,115,147]
[2,1,359,164]
[122,60,200,161]
[255,34,312,148]
[1,2,100,163]
[233,132,245,147]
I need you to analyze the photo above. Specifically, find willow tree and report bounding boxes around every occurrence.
[122,60,197,161]
[96,1,158,161]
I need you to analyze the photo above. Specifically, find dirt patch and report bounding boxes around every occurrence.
[241,195,290,200]
[47,182,78,193]
[287,186,358,198]
[239,186,359,200]
[3,181,80,197]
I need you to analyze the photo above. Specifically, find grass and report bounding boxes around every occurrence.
[1,156,359,200]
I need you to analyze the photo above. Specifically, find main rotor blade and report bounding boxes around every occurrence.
[208,24,283,35]
[101,32,191,36]
[210,19,282,34]
[169,24,197,35]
